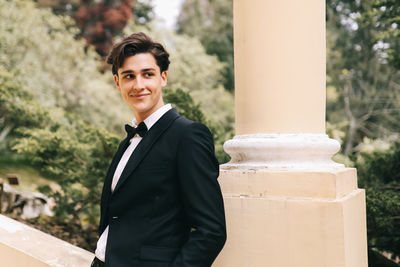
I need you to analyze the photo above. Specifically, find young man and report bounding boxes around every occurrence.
[91,32,226,267]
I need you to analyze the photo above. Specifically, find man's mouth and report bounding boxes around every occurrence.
[130,93,150,98]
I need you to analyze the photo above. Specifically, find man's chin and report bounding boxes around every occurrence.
[129,102,148,112]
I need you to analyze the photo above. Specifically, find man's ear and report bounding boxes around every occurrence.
[161,71,167,87]
[114,74,121,91]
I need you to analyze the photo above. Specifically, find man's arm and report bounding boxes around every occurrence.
[172,122,227,267]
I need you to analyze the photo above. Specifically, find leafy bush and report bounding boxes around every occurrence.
[1,66,120,225]
[356,142,400,261]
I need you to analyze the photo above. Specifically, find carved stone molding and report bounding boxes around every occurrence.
[222,134,344,170]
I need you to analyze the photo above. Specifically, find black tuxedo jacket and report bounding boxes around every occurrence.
[99,108,226,267]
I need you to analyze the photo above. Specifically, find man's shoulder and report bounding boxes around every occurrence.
[173,115,194,127]
[170,116,213,145]
[161,109,213,139]
[173,116,210,133]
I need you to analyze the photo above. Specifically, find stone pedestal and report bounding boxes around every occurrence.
[214,169,368,267]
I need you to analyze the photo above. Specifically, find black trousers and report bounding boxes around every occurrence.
[91,257,105,267]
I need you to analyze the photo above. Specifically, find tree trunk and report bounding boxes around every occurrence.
[0,125,12,143]
[344,118,357,155]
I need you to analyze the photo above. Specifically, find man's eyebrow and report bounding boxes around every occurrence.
[120,69,135,75]
[120,68,156,75]
[141,68,157,72]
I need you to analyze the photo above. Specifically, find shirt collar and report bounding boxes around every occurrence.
[131,104,172,131]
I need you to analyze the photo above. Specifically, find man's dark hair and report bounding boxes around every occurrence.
[107,32,170,76]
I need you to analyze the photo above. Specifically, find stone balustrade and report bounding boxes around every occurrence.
[0,214,93,267]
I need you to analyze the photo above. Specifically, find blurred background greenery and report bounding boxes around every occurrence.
[0,0,399,265]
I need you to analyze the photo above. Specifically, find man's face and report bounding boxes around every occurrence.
[114,53,167,122]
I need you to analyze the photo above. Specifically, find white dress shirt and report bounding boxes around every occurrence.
[95,104,172,262]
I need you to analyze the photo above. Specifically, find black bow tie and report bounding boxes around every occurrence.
[125,122,148,139]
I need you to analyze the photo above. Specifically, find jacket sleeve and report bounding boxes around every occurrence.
[171,122,227,267]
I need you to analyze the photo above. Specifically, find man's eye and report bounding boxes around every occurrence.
[144,72,154,77]
[124,74,134,79]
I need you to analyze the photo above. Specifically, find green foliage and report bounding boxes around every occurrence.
[14,123,119,224]
[357,143,400,187]
[374,0,400,69]
[368,249,400,267]
[1,66,119,225]
[0,0,132,133]
[356,143,400,259]
[177,0,234,91]
[326,0,400,155]
[0,68,49,131]
[164,88,206,123]
[165,32,234,143]
[166,34,234,133]
[133,0,155,25]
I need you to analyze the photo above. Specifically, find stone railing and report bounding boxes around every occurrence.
[0,214,93,267]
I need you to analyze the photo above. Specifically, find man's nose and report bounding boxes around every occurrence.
[134,76,145,90]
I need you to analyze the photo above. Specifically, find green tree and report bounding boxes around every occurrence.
[0,0,132,135]
[326,0,400,155]
[177,0,234,92]
[375,0,400,69]
[166,32,234,132]
[0,68,50,146]
[133,0,155,26]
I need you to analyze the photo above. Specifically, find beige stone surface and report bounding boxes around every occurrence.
[343,189,369,267]
[214,169,368,267]
[234,0,326,134]
[0,242,47,267]
[0,214,94,267]
[219,168,358,199]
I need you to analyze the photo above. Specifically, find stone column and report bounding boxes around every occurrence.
[213,0,368,266]
[234,0,325,135]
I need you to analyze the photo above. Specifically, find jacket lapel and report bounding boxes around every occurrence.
[112,108,180,194]
[99,136,130,231]
[103,138,130,191]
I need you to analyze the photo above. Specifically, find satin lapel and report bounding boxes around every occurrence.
[112,108,180,194]
[100,137,130,213]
